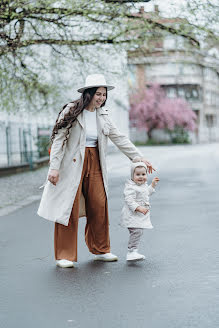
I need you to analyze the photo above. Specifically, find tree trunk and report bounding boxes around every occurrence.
[147,129,153,140]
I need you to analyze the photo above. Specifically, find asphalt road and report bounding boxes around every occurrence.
[1,144,219,328]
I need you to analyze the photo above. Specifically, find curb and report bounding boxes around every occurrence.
[0,195,41,217]
[0,157,49,177]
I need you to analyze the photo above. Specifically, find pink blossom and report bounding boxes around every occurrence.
[129,84,197,137]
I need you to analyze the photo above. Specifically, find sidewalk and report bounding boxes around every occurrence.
[0,150,125,217]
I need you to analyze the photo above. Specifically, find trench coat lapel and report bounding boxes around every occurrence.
[76,111,85,158]
[76,111,84,129]
[96,107,108,142]
[96,108,109,181]
[96,110,102,144]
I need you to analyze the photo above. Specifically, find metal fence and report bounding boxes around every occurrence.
[0,121,51,168]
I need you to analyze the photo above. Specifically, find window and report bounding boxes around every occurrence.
[166,87,176,98]
[178,88,185,97]
[162,84,201,101]
[205,114,215,128]
[192,89,198,98]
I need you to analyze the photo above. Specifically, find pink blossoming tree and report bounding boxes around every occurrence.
[129,84,197,143]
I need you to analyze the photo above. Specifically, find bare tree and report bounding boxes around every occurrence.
[0,0,218,111]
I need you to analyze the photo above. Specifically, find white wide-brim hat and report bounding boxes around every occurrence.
[77,74,115,93]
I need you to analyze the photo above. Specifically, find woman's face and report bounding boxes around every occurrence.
[90,87,107,109]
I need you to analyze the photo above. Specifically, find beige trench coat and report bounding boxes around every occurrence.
[37,105,143,226]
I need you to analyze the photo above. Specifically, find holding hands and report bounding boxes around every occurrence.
[132,157,155,174]
[141,159,156,174]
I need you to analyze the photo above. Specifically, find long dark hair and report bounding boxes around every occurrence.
[51,87,107,148]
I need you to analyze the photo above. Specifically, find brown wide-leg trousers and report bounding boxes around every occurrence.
[54,147,110,262]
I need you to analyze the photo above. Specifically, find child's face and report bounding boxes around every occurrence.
[133,167,147,185]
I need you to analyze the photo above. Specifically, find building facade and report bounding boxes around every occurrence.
[128,8,219,143]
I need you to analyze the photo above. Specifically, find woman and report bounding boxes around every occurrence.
[37,74,155,268]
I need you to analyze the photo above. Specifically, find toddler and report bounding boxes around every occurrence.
[120,159,159,261]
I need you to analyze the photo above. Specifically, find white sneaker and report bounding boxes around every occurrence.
[56,259,74,268]
[126,250,145,261]
[94,253,118,262]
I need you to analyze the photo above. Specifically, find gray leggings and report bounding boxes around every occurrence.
[128,228,143,251]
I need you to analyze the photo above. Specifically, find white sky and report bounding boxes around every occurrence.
[134,0,187,17]
[135,0,219,33]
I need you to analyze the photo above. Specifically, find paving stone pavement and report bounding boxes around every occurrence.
[0,166,47,215]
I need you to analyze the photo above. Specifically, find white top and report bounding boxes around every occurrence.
[84,109,98,147]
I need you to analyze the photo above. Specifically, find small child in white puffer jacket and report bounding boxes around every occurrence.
[120,159,159,261]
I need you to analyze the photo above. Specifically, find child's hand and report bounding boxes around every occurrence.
[152,177,160,188]
[135,206,149,215]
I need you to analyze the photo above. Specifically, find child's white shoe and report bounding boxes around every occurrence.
[56,259,74,268]
[126,250,145,261]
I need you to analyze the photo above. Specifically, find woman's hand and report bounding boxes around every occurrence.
[48,169,59,186]
[135,206,149,215]
[141,159,156,174]
[152,177,160,188]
